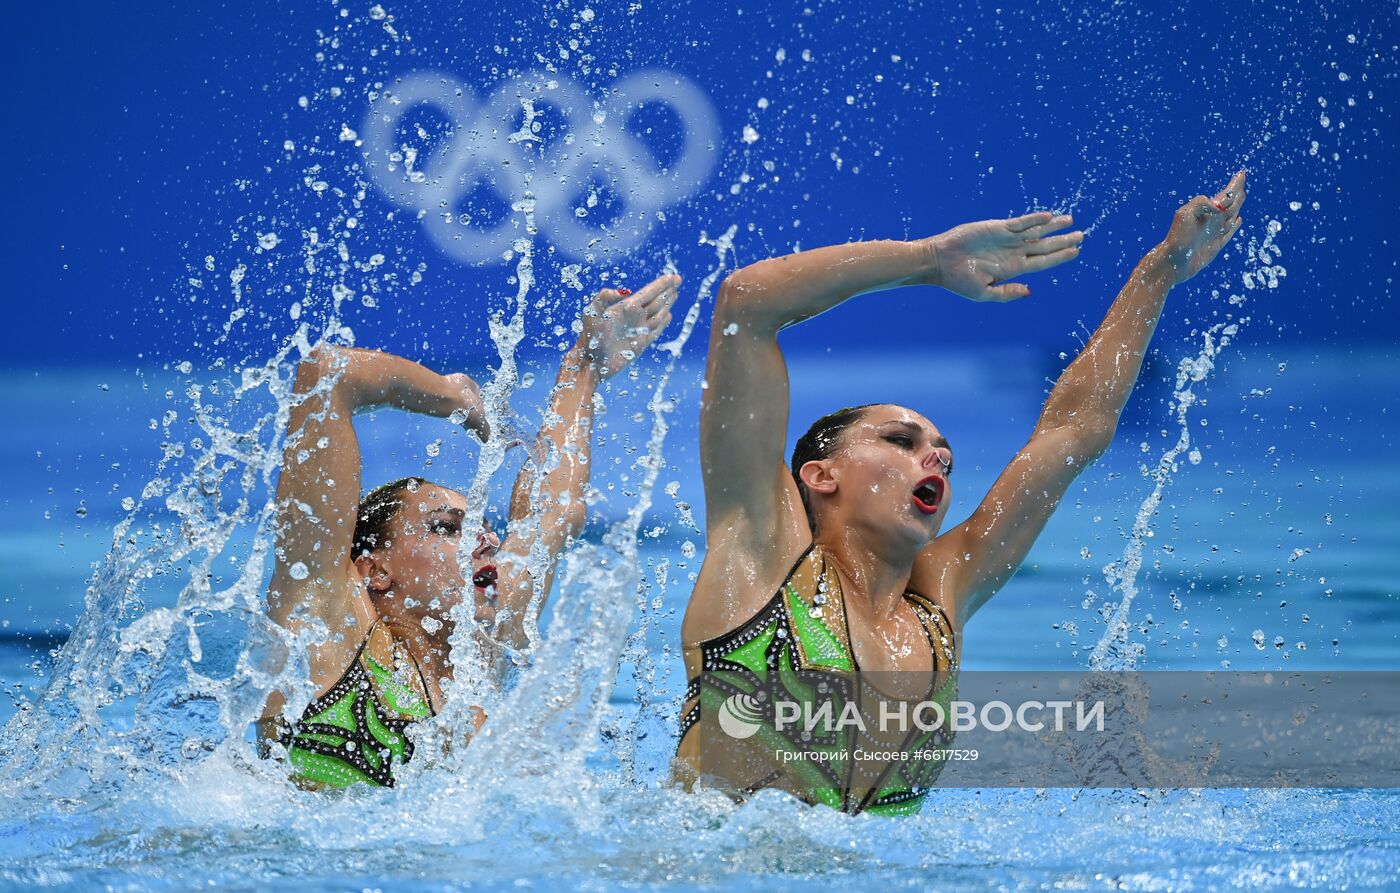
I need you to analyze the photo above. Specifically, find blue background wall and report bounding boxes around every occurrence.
[3,0,1396,371]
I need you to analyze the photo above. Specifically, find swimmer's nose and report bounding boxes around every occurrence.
[473,528,500,560]
[921,446,952,473]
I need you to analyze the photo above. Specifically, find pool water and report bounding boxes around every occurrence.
[1,342,1396,891]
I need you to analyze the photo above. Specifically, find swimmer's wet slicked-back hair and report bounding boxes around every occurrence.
[790,404,876,531]
[353,476,428,557]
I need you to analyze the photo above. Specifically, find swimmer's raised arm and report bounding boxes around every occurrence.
[922,171,1248,623]
[268,346,487,680]
[700,218,1084,552]
[491,275,680,650]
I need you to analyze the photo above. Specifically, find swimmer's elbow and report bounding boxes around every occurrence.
[295,345,346,395]
[714,272,782,335]
[294,346,371,408]
[1035,418,1117,466]
[714,273,753,318]
[1073,420,1118,461]
[556,499,588,544]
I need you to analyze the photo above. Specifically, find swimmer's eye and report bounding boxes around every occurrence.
[430,521,461,537]
[884,434,914,449]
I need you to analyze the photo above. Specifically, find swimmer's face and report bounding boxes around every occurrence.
[371,484,500,633]
[802,405,954,546]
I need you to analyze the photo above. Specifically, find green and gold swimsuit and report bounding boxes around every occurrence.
[677,545,959,816]
[266,621,433,789]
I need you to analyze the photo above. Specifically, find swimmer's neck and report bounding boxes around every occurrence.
[381,614,454,706]
[814,523,921,620]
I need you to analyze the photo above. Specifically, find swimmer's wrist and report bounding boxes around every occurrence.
[564,342,604,385]
[1139,243,1179,288]
[911,237,944,288]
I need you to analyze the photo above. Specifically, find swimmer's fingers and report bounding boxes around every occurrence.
[628,307,674,352]
[1019,213,1076,242]
[1213,169,1248,216]
[1188,194,1221,224]
[1006,211,1056,234]
[587,289,628,319]
[636,274,682,311]
[981,281,1033,302]
[641,298,674,336]
[590,273,676,315]
[1024,230,1085,257]
[1019,244,1082,275]
[648,308,674,338]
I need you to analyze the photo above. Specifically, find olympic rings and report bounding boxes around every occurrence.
[362,70,719,265]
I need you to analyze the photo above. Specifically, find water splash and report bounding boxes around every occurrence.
[1090,219,1285,671]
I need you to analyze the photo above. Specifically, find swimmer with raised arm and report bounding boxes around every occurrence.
[678,172,1247,814]
[260,275,680,789]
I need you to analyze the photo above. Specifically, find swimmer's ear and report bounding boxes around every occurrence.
[354,551,392,595]
[798,459,839,497]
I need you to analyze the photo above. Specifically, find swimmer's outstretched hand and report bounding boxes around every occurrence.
[443,372,490,441]
[580,274,682,378]
[919,212,1085,302]
[1157,170,1247,284]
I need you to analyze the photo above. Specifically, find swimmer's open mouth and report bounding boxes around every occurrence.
[911,476,944,515]
[472,564,498,589]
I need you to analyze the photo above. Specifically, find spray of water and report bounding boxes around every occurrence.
[1089,219,1286,672]
[1037,220,1289,789]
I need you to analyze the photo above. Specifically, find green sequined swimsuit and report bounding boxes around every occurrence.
[271,621,434,788]
[678,545,959,816]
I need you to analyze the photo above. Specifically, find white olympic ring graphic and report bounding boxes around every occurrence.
[362,70,719,264]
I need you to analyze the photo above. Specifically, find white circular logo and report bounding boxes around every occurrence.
[717,693,765,740]
[362,69,719,265]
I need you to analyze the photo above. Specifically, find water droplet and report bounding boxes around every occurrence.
[289,562,310,580]
[257,232,280,250]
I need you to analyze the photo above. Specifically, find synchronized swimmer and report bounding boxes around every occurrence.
[675,171,1246,813]
[260,275,679,788]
